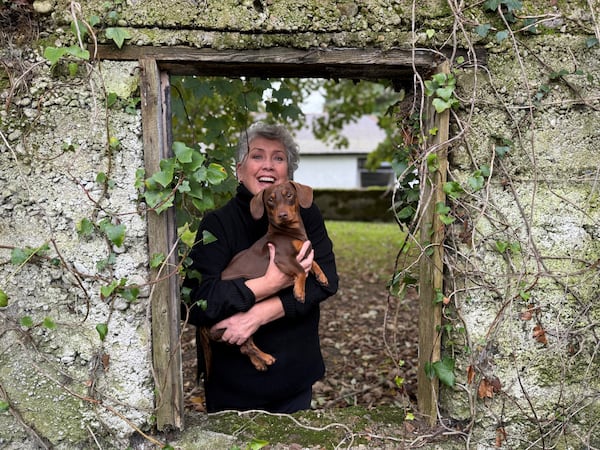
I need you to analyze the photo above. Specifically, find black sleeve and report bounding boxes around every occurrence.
[181,212,256,327]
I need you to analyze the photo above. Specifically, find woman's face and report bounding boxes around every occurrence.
[237,136,290,195]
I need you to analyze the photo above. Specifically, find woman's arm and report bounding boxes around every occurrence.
[182,213,298,327]
[210,241,315,345]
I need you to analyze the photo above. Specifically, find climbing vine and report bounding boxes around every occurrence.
[1,0,599,448]
[382,0,600,447]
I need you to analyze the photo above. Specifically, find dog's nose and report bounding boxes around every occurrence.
[278,211,288,220]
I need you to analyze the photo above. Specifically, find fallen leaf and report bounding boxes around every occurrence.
[467,365,475,384]
[520,310,533,320]
[495,426,507,447]
[188,395,206,412]
[101,353,110,371]
[477,378,494,398]
[477,376,501,398]
[533,324,548,344]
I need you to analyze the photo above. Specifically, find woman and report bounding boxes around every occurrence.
[182,122,338,413]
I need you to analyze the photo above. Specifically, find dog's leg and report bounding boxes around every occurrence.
[240,337,276,371]
[310,261,329,287]
[292,271,308,303]
[200,327,213,378]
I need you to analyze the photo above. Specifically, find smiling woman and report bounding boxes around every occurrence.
[181,122,339,413]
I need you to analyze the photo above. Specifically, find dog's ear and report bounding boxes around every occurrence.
[250,190,265,219]
[291,182,313,208]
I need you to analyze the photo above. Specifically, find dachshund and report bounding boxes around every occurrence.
[202,181,329,372]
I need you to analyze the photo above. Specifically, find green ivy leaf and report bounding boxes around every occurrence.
[0,289,8,307]
[150,253,166,269]
[495,145,510,157]
[248,438,269,450]
[173,141,194,163]
[432,98,456,113]
[483,0,501,10]
[120,286,139,302]
[183,151,206,172]
[443,181,464,199]
[10,248,28,265]
[426,153,439,172]
[178,224,197,248]
[152,159,177,187]
[192,195,214,212]
[468,174,484,191]
[96,323,108,341]
[89,15,101,27]
[206,163,227,184]
[100,221,126,247]
[435,86,455,101]
[435,202,451,215]
[100,281,118,299]
[475,24,491,37]
[495,240,509,253]
[42,317,56,330]
[44,47,67,65]
[503,0,523,11]
[65,45,90,60]
[396,206,415,220]
[439,214,455,225]
[20,316,33,328]
[431,357,456,387]
[202,230,217,245]
[177,180,191,193]
[496,30,509,42]
[0,400,9,412]
[105,27,131,49]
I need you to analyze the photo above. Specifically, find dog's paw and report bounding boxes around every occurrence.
[250,354,276,371]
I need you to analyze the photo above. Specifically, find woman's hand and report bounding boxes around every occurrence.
[212,297,285,345]
[244,241,314,301]
[296,240,314,275]
[211,311,259,346]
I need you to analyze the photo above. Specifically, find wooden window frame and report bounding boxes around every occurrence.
[97,45,448,430]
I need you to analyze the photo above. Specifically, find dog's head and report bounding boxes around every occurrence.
[250,181,313,221]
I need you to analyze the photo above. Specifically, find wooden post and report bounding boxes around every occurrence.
[417,60,450,426]
[139,58,184,430]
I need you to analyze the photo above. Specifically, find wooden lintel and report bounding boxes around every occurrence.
[96,45,442,78]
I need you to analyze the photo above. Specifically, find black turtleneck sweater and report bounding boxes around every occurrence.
[183,183,338,411]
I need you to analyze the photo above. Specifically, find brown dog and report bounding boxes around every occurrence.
[203,181,329,372]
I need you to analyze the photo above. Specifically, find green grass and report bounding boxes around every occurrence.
[325,220,409,282]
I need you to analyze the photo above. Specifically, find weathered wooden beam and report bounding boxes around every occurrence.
[139,58,184,431]
[417,60,450,426]
[96,45,443,78]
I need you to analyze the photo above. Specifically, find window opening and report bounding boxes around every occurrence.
[170,75,420,412]
[121,46,446,429]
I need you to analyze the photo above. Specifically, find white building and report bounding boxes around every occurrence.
[293,114,391,189]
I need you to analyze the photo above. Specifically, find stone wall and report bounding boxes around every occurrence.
[0,37,153,447]
[0,0,598,448]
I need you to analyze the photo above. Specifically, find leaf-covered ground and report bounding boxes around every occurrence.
[180,221,419,413]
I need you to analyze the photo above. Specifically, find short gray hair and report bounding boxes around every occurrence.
[237,122,300,179]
